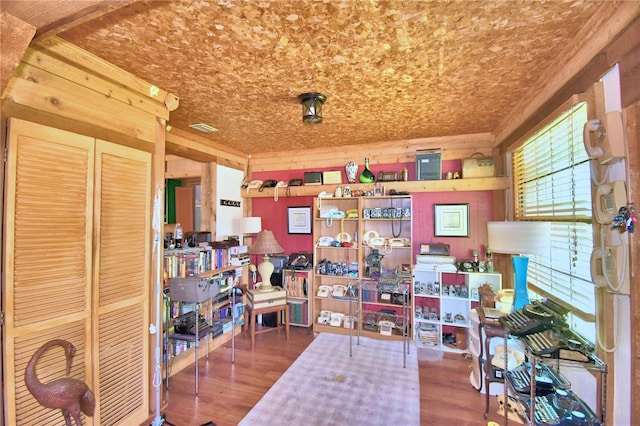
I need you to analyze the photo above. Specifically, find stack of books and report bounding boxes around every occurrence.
[229,245,250,266]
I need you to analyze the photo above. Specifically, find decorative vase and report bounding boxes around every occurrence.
[345,161,358,183]
[359,157,375,183]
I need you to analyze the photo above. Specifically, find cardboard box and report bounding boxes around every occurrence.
[247,287,287,309]
[462,155,494,178]
[304,171,322,185]
[322,171,343,184]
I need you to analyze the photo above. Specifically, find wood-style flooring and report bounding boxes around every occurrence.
[155,326,507,426]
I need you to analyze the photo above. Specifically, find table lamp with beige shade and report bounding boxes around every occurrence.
[247,230,284,292]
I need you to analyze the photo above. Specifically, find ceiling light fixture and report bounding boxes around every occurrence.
[298,92,326,125]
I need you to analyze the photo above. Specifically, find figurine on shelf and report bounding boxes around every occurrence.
[365,248,384,278]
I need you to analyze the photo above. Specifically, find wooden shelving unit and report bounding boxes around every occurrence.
[163,248,247,385]
[241,176,510,198]
[312,195,413,342]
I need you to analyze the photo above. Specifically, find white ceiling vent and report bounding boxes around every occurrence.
[189,123,219,133]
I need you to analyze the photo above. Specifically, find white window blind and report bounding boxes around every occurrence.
[513,102,595,317]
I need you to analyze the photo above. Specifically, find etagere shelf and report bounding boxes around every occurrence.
[312,195,413,343]
[501,328,607,425]
[163,248,246,390]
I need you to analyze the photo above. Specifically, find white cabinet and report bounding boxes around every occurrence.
[412,265,501,352]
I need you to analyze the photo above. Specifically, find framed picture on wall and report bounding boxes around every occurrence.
[288,206,312,234]
[434,203,469,237]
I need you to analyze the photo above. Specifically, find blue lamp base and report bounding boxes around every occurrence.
[512,255,530,310]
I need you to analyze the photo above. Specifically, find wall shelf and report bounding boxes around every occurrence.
[241,176,510,198]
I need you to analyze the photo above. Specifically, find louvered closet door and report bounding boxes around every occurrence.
[92,140,150,425]
[3,119,95,426]
[3,120,152,426]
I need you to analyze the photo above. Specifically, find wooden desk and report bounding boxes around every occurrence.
[246,304,289,350]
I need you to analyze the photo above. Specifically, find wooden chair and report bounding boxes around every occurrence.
[477,307,507,419]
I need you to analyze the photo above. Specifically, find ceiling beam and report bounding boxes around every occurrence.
[165,127,247,170]
[1,1,138,41]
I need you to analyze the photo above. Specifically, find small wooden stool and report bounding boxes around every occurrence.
[246,304,289,350]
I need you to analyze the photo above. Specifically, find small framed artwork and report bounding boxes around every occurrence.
[287,206,312,234]
[434,203,469,237]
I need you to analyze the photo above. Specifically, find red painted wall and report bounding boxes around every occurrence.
[251,160,495,263]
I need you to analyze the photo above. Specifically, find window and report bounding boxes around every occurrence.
[513,102,595,328]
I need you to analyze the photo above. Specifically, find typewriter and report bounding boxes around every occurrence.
[505,362,569,396]
[527,390,601,426]
[523,327,596,362]
[499,298,569,336]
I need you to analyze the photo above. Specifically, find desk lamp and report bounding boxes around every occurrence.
[247,230,284,292]
[487,221,550,310]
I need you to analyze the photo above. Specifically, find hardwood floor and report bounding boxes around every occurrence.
[155,327,507,426]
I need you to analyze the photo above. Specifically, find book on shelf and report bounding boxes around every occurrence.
[164,246,231,277]
[230,253,250,266]
[287,299,309,326]
[229,245,248,255]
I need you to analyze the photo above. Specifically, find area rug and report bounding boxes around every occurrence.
[239,332,420,426]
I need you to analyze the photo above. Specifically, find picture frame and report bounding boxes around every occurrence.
[287,206,312,234]
[434,203,469,237]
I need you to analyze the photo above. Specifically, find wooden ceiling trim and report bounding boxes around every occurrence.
[16,56,169,120]
[5,71,158,144]
[32,36,178,116]
[493,1,640,148]
[165,127,246,169]
[0,13,36,99]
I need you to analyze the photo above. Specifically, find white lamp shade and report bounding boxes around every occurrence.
[241,216,262,234]
[487,221,550,255]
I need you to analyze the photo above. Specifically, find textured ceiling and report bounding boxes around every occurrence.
[16,1,607,154]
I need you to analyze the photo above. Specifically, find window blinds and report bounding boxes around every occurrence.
[513,102,595,316]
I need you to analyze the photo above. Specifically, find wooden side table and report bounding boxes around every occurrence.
[246,304,289,350]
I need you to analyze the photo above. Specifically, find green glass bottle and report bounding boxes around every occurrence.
[359,157,375,183]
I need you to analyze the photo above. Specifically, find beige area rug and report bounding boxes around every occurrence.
[239,332,420,426]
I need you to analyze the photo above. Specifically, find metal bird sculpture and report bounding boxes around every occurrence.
[24,339,95,426]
